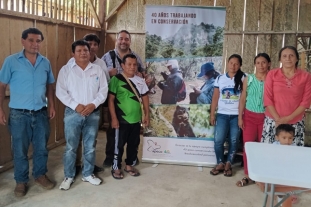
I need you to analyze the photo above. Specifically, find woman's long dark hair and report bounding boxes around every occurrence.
[228,54,244,94]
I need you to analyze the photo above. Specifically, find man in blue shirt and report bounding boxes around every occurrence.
[0,28,55,197]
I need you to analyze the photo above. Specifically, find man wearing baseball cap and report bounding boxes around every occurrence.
[158,59,184,104]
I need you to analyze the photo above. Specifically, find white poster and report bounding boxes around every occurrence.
[143,5,226,166]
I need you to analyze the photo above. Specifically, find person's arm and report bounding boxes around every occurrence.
[264,72,280,121]
[55,66,79,110]
[108,94,119,129]
[0,82,7,125]
[81,68,108,116]
[210,87,219,126]
[46,83,55,119]
[141,94,150,127]
[238,77,248,129]
[102,52,118,77]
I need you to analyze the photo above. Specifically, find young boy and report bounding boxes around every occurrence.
[258,124,308,207]
[108,54,149,179]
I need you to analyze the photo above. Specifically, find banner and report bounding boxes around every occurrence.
[143,5,226,166]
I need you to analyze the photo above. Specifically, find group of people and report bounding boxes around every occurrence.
[208,47,311,207]
[0,26,310,206]
[0,28,149,196]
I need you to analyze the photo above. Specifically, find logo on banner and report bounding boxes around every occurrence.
[147,139,171,154]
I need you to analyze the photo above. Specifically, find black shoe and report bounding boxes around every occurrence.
[103,159,112,167]
[75,165,82,176]
[93,165,103,173]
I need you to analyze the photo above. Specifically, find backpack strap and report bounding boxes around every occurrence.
[109,50,116,68]
[109,50,123,69]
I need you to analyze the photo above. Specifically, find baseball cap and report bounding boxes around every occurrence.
[197,62,215,77]
[165,59,179,69]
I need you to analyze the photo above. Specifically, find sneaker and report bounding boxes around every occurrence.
[35,175,55,190]
[14,183,27,197]
[59,178,75,190]
[82,174,102,185]
[93,165,103,173]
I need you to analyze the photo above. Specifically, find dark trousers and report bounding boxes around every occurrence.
[112,123,141,170]
[105,112,115,164]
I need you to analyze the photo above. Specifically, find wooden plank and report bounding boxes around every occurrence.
[0,16,10,64]
[83,0,85,24]
[127,0,137,30]
[227,0,244,32]
[16,0,19,12]
[174,0,187,5]
[226,35,242,58]
[284,34,297,47]
[298,0,311,32]
[58,0,62,19]
[3,0,8,10]
[71,0,74,22]
[160,0,172,5]
[272,0,298,32]
[35,22,47,56]
[133,34,146,62]
[270,34,283,69]
[187,0,201,5]
[105,0,127,23]
[85,0,102,27]
[136,0,145,31]
[216,0,230,6]
[200,0,214,6]
[145,0,159,5]
[242,35,257,74]
[245,0,259,32]
[258,0,273,31]
[9,17,33,54]
[104,33,117,53]
[116,2,127,29]
[27,0,30,13]
[257,34,272,57]
[221,35,228,73]
[0,9,101,31]
[0,83,12,166]
[98,0,105,26]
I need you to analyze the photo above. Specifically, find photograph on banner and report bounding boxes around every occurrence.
[143,5,226,166]
[143,104,214,139]
[145,6,226,105]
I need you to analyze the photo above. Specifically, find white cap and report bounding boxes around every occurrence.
[165,59,179,69]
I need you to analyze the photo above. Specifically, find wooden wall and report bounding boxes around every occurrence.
[0,13,101,172]
[104,0,311,74]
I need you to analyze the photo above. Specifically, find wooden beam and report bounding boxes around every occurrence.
[105,0,127,22]
[85,0,101,28]
[0,9,101,31]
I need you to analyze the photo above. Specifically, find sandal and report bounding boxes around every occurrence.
[224,163,233,177]
[210,164,225,176]
[236,177,255,187]
[111,170,124,180]
[124,167,140,177]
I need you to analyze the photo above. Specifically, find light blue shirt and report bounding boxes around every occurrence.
[0,50,55,110]
[197,77,215,104]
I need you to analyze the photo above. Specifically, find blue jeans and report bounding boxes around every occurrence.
[9,108,50,183]
[63,107,100,178]
[214,113,240,164]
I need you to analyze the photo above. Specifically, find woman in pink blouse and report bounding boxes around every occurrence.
[261,46,311,146]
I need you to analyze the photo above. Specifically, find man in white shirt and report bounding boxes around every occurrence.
[56,40,108,190]
[67,34,109,174]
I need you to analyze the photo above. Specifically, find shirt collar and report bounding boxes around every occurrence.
[69,60,93,70]
[18,50,43,62]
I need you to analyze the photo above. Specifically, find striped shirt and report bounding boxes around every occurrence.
[101,49,145,75]
[245,74,265,113]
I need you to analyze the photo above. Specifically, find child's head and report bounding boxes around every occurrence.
[275,124,295,145]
